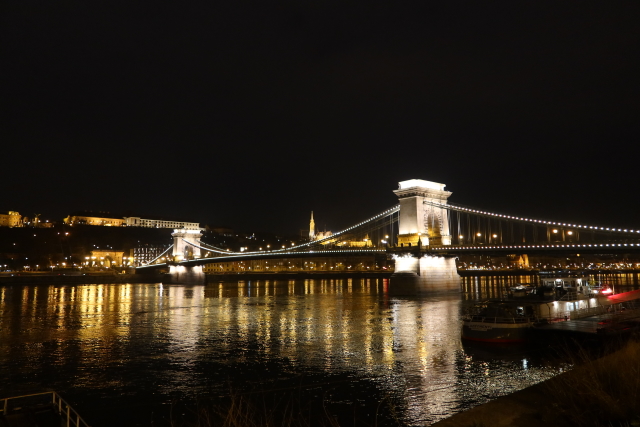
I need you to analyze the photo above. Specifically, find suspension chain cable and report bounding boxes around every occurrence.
[422,199,639,234]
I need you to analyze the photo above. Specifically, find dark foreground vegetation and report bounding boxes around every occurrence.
[162,375,404,427]
[544,337,640,427]
[168,391,398,427]
[436,336,640,427]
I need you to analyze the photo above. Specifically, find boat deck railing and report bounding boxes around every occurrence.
[0,391,90,427]
[555,291,594,301]
[466,315,536,324]
[569,305,608,320]
[545,300,640,323]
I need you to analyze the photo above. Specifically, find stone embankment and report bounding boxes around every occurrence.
[0,273,164,285]
[0,271,392,285]
[431,378,572,427]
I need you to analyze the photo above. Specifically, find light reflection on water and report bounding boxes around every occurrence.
[0,278,580,426]
[462,272,640,300]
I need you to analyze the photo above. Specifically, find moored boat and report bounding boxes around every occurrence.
[463,277,617,342]
[509,283,535,297]
[590,284,613,296]
[462,301,537,343]
[538,275,599,298]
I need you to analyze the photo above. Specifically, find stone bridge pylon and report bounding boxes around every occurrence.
[168,229,205,284]
[393,179,453,247]
[390,179,461,295]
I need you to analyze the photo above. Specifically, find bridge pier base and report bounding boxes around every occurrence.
[390,254,460,295]
[167,265,205,284]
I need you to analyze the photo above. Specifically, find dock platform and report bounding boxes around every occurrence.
[535,308,640,335]
[0,392,90,427]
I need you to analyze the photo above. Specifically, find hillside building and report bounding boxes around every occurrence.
[124,217,201,230]
[0,211,22,227]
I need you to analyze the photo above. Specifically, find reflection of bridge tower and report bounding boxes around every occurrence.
[169,229,205,284]
[390,179,460,295]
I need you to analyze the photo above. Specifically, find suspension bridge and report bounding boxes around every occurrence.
[136,179,640,292]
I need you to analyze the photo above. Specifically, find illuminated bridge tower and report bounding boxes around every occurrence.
[394,179,452,247]
[390,179,460,294]
[168,229,205,284]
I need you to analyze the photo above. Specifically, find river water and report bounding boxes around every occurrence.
[2,275,631,426]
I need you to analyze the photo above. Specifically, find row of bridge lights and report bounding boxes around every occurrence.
[458,229,574,240]
[159,240,387,266]
[239,242,297,252]
[279,206,400,251]
[194,249,387,262]
[200,206,400,256]
[433,243,639,250]
[427,201,637,233]
[459,233,499,239]
[163,205,400,260]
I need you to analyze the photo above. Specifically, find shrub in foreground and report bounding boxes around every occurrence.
[546,338,640,427]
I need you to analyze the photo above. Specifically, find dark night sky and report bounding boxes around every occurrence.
[2,1,639,234]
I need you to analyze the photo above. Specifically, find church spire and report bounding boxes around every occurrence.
[309,211,315,240]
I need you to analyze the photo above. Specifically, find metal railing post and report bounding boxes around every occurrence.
[0,392,89,427]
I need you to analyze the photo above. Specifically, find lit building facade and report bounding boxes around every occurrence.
[308,212,374,247]
[64,214,126,226]
[309,211,333,241]
[86,250,129,268]
[133,246,171,266]
[0,211,22,227]
[63,213,200,229]
[22,214,54,227]
[124,217,201,230]
[309,211,315,240]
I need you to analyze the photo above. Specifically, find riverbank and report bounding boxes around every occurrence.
[205,271,393,281]
[0,273,164,285]
[431,377,572,427]
[432,338,640,427]
[1,269,636,287]
[0,271,393,286]
[458,268,640,277]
